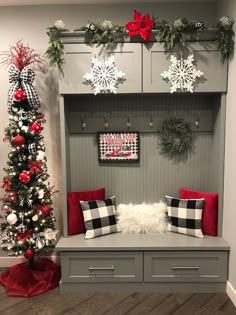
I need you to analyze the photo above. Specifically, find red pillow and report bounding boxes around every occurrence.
[67,188,105,235]
[179,188,218,236]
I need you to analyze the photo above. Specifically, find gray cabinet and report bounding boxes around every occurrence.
[59,37,228,95]
[143,42,228,93]
[59,43,142,94]
[56,233,229,292]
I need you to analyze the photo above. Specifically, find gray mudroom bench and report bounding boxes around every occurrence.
[56,31,230,292]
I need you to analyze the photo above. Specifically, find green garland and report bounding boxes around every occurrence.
[76,20,127,46]
[159,117,193,156]
[46,16,235,72]
[46,25,68,73]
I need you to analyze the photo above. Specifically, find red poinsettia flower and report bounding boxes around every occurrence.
[125,10,155,41]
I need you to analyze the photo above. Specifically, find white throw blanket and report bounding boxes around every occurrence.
[116,202,168,234]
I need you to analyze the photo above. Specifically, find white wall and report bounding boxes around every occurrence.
[217,0,236,298]
[0,2,217,233]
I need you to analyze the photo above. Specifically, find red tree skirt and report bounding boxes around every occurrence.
[0,258,61,297]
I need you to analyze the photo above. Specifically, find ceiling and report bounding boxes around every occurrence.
[0,0,216,5]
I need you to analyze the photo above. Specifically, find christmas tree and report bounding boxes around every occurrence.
[0,41,58,262]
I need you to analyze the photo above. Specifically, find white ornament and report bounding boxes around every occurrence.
[21,126,28,132]
[161,54,204,93]
[43,228,58,241]
[36,188,44,199]
[83,56,125,95]
[32,214,39,222]
[54,19,65,29]
[36,150,45,161]
[7,213,18,225]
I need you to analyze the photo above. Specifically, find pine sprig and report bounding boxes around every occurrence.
[216,16,235,61]
[75,20,127,46]
[154,18,196,50]
[46,26,68,73]
[159,117,193,156]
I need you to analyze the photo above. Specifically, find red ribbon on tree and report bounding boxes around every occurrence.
[1,177,11,191]
[28,161,42,174]
[16,229,32,242]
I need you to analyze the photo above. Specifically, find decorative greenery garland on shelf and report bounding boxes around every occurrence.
[159,117,193,156]
[46,14,235,72]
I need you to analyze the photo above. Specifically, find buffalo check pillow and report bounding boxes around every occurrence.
[165,196,204,238]
[80,196,119,239]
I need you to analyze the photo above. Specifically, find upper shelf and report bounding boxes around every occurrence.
[59,29,219,44]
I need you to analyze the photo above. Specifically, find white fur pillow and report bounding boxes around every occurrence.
[116,202,168,234]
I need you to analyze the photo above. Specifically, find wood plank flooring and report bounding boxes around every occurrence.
[0,285,235,315]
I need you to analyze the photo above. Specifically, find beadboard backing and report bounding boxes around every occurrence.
[69,132,213,203]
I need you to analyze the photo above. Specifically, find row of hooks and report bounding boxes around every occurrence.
[80,116,201,130]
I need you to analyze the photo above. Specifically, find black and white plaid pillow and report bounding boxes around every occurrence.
[80,196,119,239]
[165,196,204,238]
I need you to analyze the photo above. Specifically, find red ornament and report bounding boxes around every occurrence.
[29,122,42,134]
[24,248,35,260]
[125,10,155,42]
[14,89,26,101]
[19,171,30,183]
[13,135,25,147]
[41,204,51,216]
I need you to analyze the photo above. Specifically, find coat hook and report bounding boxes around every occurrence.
[81,116,86,130]
[127,117,131,129]
[195,112,200,128]
[104,117,109,130]
[149,117,153,129]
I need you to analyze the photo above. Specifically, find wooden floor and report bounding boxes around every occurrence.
[0,285,236,315]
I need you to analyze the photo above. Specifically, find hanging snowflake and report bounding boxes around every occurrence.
[161,54,204,93]
[83,56,125,95]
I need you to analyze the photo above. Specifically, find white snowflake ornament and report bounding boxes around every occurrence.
[161,54,204,93]
[83,56,125,95]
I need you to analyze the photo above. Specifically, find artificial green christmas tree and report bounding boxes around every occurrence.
[0,41,58,262]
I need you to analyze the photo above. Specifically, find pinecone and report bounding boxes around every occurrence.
[195,22,205,31]
[85,23,95,33]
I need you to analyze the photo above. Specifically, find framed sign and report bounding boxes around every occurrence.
[98,132,139,162]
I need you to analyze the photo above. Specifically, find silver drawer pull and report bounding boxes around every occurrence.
[172,266,199,270]
[89,266,115,271]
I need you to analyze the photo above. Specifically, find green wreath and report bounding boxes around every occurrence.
[159,117,193,155]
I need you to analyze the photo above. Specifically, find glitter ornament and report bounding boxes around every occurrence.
[19,171,31,183]
[29,122,42,134]
[14,89,26,101]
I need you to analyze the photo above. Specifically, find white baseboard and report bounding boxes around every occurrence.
[227,281,236,307]
[0,254,59,268]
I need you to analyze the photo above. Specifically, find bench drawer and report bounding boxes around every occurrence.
[61,251,143,282]
[144,251,228,282]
